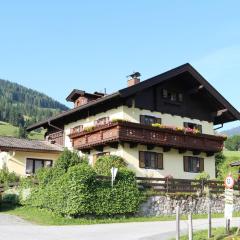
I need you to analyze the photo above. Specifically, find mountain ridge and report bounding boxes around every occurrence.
[0,78,69,128]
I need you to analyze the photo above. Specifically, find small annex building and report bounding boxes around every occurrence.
[0,136,63,176]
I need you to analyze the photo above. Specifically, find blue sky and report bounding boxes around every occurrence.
[0,1,239,130]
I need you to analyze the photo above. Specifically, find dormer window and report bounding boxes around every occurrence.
[162,89,183,102]
[140,115,161,126]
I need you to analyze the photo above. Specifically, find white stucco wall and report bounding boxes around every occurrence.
[87,144,216,179]
[64,105,214,149]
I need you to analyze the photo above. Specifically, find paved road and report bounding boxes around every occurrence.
[0,213,240,240]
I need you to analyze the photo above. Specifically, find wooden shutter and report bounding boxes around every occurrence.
[140,115,145,124]
[139,151,145,168]
[183,156,189,172]
[199,158,204,172]
[197,124,202,133]
[156,153,163,169]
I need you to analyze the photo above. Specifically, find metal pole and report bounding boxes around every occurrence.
[226,218,230,234]
[176,205,180,240]
[188,213,193,240]
[208,200,212,238]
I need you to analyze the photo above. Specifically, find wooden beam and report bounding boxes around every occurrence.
[129,142,138,148]
[81,149,90,154]
[147,144,155,150]
[206,152,214,157]
[188,85,204,95]
[179,149,187,154]
[163,146,171,152]
[109,142,119,149]
[192,150,201,156]
[94,146,104,152]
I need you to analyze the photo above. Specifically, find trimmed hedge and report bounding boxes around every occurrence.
[24,151,140,217]
[94,155,127,176]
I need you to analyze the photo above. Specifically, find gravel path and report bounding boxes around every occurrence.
[0,213,240,240]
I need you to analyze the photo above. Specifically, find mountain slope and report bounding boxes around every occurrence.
[0,78,69,128]
[221,126,240,137]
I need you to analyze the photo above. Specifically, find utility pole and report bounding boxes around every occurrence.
[208,199,212,238]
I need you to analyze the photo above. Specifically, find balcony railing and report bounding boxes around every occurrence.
[69,121,226,153]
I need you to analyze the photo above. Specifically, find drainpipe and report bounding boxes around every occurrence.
[214,124,224,131]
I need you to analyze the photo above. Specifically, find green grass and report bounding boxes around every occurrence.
[0,121,45,140]
[224,150,240,158]
[0,121,19,137]
[1,204,240,226]
[177,227,239,240]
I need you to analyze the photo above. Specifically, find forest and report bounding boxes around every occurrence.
[0,79,68,131]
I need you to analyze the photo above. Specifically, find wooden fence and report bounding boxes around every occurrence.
[136,177,226,194]
[0,177,232,194]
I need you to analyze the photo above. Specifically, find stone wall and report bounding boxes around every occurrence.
[138,194,240,216]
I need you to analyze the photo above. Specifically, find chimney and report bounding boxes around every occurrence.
[127,72,141,87]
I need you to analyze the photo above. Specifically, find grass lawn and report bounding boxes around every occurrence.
[177,227,240,240]
[0,121,45,140]
[224,150,240,158]
[1,204,240,226]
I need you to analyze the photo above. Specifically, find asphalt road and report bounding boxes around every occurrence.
[0,213,240,240]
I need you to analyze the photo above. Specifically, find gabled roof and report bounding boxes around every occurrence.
[66,89,105,102]
[0,136,63,153]
[27,63,240,131]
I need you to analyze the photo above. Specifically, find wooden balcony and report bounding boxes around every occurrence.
[69,121,226,154]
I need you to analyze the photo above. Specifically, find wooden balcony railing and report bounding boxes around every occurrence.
[69,121,226,153]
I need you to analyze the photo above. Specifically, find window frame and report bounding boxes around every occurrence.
[140,115,161,126]
[162,89,183,103]
[139,151,163,170]
[183,156,204,173]
[183,122,202,133]
[26,158,53,174]
[94,117,110,126]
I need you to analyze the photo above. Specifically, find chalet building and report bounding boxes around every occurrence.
[26,63,240,179]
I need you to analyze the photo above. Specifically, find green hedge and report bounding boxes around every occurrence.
[94,155,127,176]
[24,151,140,217]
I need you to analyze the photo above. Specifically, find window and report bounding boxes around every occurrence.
[92,152,110,165]
[183,156,204,173]
[162,89,183,102]
[94,117,110,126]
[183,122,202,133]
[139,151,163,169]
[26,158,53,174]
[140,115,161,126]
[71,125,83,134]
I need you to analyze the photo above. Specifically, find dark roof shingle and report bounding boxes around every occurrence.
[0,136,63,153]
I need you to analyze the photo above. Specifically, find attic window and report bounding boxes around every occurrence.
[162,89,183,102]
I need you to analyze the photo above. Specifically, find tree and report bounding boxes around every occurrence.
[225,135,240,151]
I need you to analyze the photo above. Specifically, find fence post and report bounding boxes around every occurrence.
[166,177,169,193]
[208,199,212,238]
[201,179,204,194]
[188,213,193,240]
[226,218,230,234]
[176,205,180,240]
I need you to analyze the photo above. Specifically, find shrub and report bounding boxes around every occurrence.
[0,168,19,184]
[54,148,88,172]
[94,155,127,176]
[195,172,210,181]
[25,162,140,217]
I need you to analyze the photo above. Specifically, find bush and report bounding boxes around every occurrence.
[25,161,140,217]
[195,172,210,181]
[0,168,19,184]
[94,155,127,176]
[54,148,88,172]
